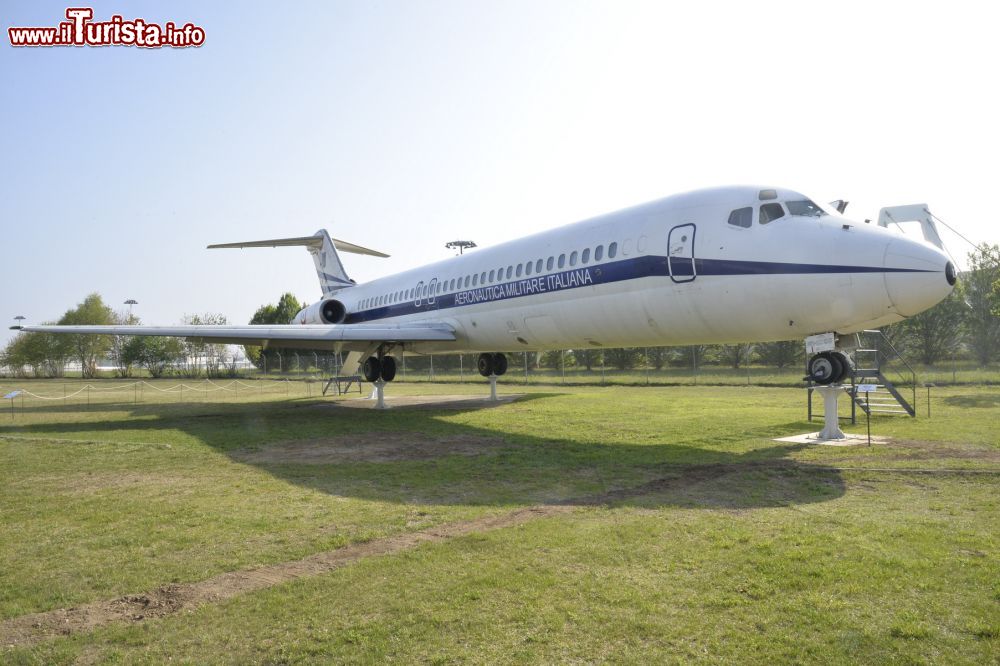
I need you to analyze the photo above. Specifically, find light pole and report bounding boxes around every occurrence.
[13,315,26,326]
[445,240,477,255]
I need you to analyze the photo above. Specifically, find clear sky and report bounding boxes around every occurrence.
[3,0,998,347]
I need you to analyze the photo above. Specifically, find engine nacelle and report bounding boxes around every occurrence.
[295,299,347,325]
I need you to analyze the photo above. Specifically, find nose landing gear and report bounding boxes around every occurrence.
[806,351,852,385]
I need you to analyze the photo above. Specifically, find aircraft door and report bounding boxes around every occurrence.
[413,280,425,307]
[427,278,438,308]
[668,223,696,283]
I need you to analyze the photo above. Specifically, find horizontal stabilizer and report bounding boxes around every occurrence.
[208,229,387,296]
[208,236,389,258]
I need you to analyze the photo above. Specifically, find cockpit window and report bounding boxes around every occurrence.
[786,199,826,217]
[759,203,785,224]
[727,207,752,228]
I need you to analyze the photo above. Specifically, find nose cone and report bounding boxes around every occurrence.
[883,239,955,317]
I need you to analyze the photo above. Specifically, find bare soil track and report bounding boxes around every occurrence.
[4,456,998,648]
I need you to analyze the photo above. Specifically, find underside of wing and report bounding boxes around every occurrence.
[14,323,455,350]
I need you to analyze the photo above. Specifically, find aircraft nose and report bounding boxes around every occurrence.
[883,239,955,317]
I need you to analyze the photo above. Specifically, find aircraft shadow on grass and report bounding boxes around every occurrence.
[1,393,845,510]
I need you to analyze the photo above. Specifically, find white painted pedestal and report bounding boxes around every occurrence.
[815,385,845,440]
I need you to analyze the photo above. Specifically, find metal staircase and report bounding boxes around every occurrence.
[847,330,917,418]
[806,329,917,424]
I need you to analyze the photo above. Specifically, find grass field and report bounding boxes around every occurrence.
[1,378,997,663]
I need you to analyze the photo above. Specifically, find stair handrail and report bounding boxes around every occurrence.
[863,329,918,413]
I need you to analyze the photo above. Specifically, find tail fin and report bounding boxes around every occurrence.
[208,229,389,295]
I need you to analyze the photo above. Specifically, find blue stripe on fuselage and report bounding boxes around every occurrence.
[344,256,934,324]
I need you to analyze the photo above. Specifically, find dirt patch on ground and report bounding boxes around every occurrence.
[232,433,508,464]
[0,504,573,649]
[815,440,1000,465]
[321,393,525,410]
[884,439,1000,462]
[3,459,994,648]
[29,472,195,495]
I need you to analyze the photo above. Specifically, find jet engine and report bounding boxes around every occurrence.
[297,299,347,325]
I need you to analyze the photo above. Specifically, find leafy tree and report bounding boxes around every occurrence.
[964,245,1000,366]
[135,336,185,378]
[604,347,644,370]
[58,293,115,378]
[644,347,671,370]
[1,329,70,377]
[755,340,801,369]
[180,313,229,378]
[671,345,711,369]
[244,293,305,370]
[109,311,141,378]
[571,348,602,371]
[878,321,910,359]
[540,349,572,369]
[901,286,968,365]
[717,343,754,369]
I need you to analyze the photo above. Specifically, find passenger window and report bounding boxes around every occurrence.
[581,248,590,264]
[535,259,543,273]
[473,273,478,286]
[489,269,495,282]
[595,245,603,261]
[525,261,532,276]
[506,266,513,279]
[608,242,618,259]
[463,276,469,288]
[516,263,523,277]
[760,203,785,224]
[480,272,486,284]
[546,256,554,271]
[570,251,578,266]
[558,254,566,268]
[728,207,752,228]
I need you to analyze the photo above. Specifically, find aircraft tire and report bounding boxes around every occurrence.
[830,351,852,383]
[477,353,494,377]
[491,353,508,376]
[380,356,397,382]
[807,352,840,385]
[362,356,381,383]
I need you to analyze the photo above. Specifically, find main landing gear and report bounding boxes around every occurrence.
[362,355,396,383]
[362,348,397,409]
[805,351,853,385]
[478,353,508,401]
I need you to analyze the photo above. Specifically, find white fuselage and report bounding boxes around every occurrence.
[296,186,954,354]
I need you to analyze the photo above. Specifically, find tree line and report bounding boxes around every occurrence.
[1,294,238,379]
[3,245,999,378]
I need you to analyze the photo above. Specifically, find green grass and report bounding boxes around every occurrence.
[1,379,997,663]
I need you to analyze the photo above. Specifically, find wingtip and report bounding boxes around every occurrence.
[9,325,23,330]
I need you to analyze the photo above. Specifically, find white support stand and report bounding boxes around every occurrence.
[815,385,845,440]
[368,380,387,409]
[488,375,498,402]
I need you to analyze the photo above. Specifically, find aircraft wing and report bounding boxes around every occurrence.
[13,323,455,348]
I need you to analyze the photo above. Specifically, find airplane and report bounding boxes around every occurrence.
[13,185,956,404]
